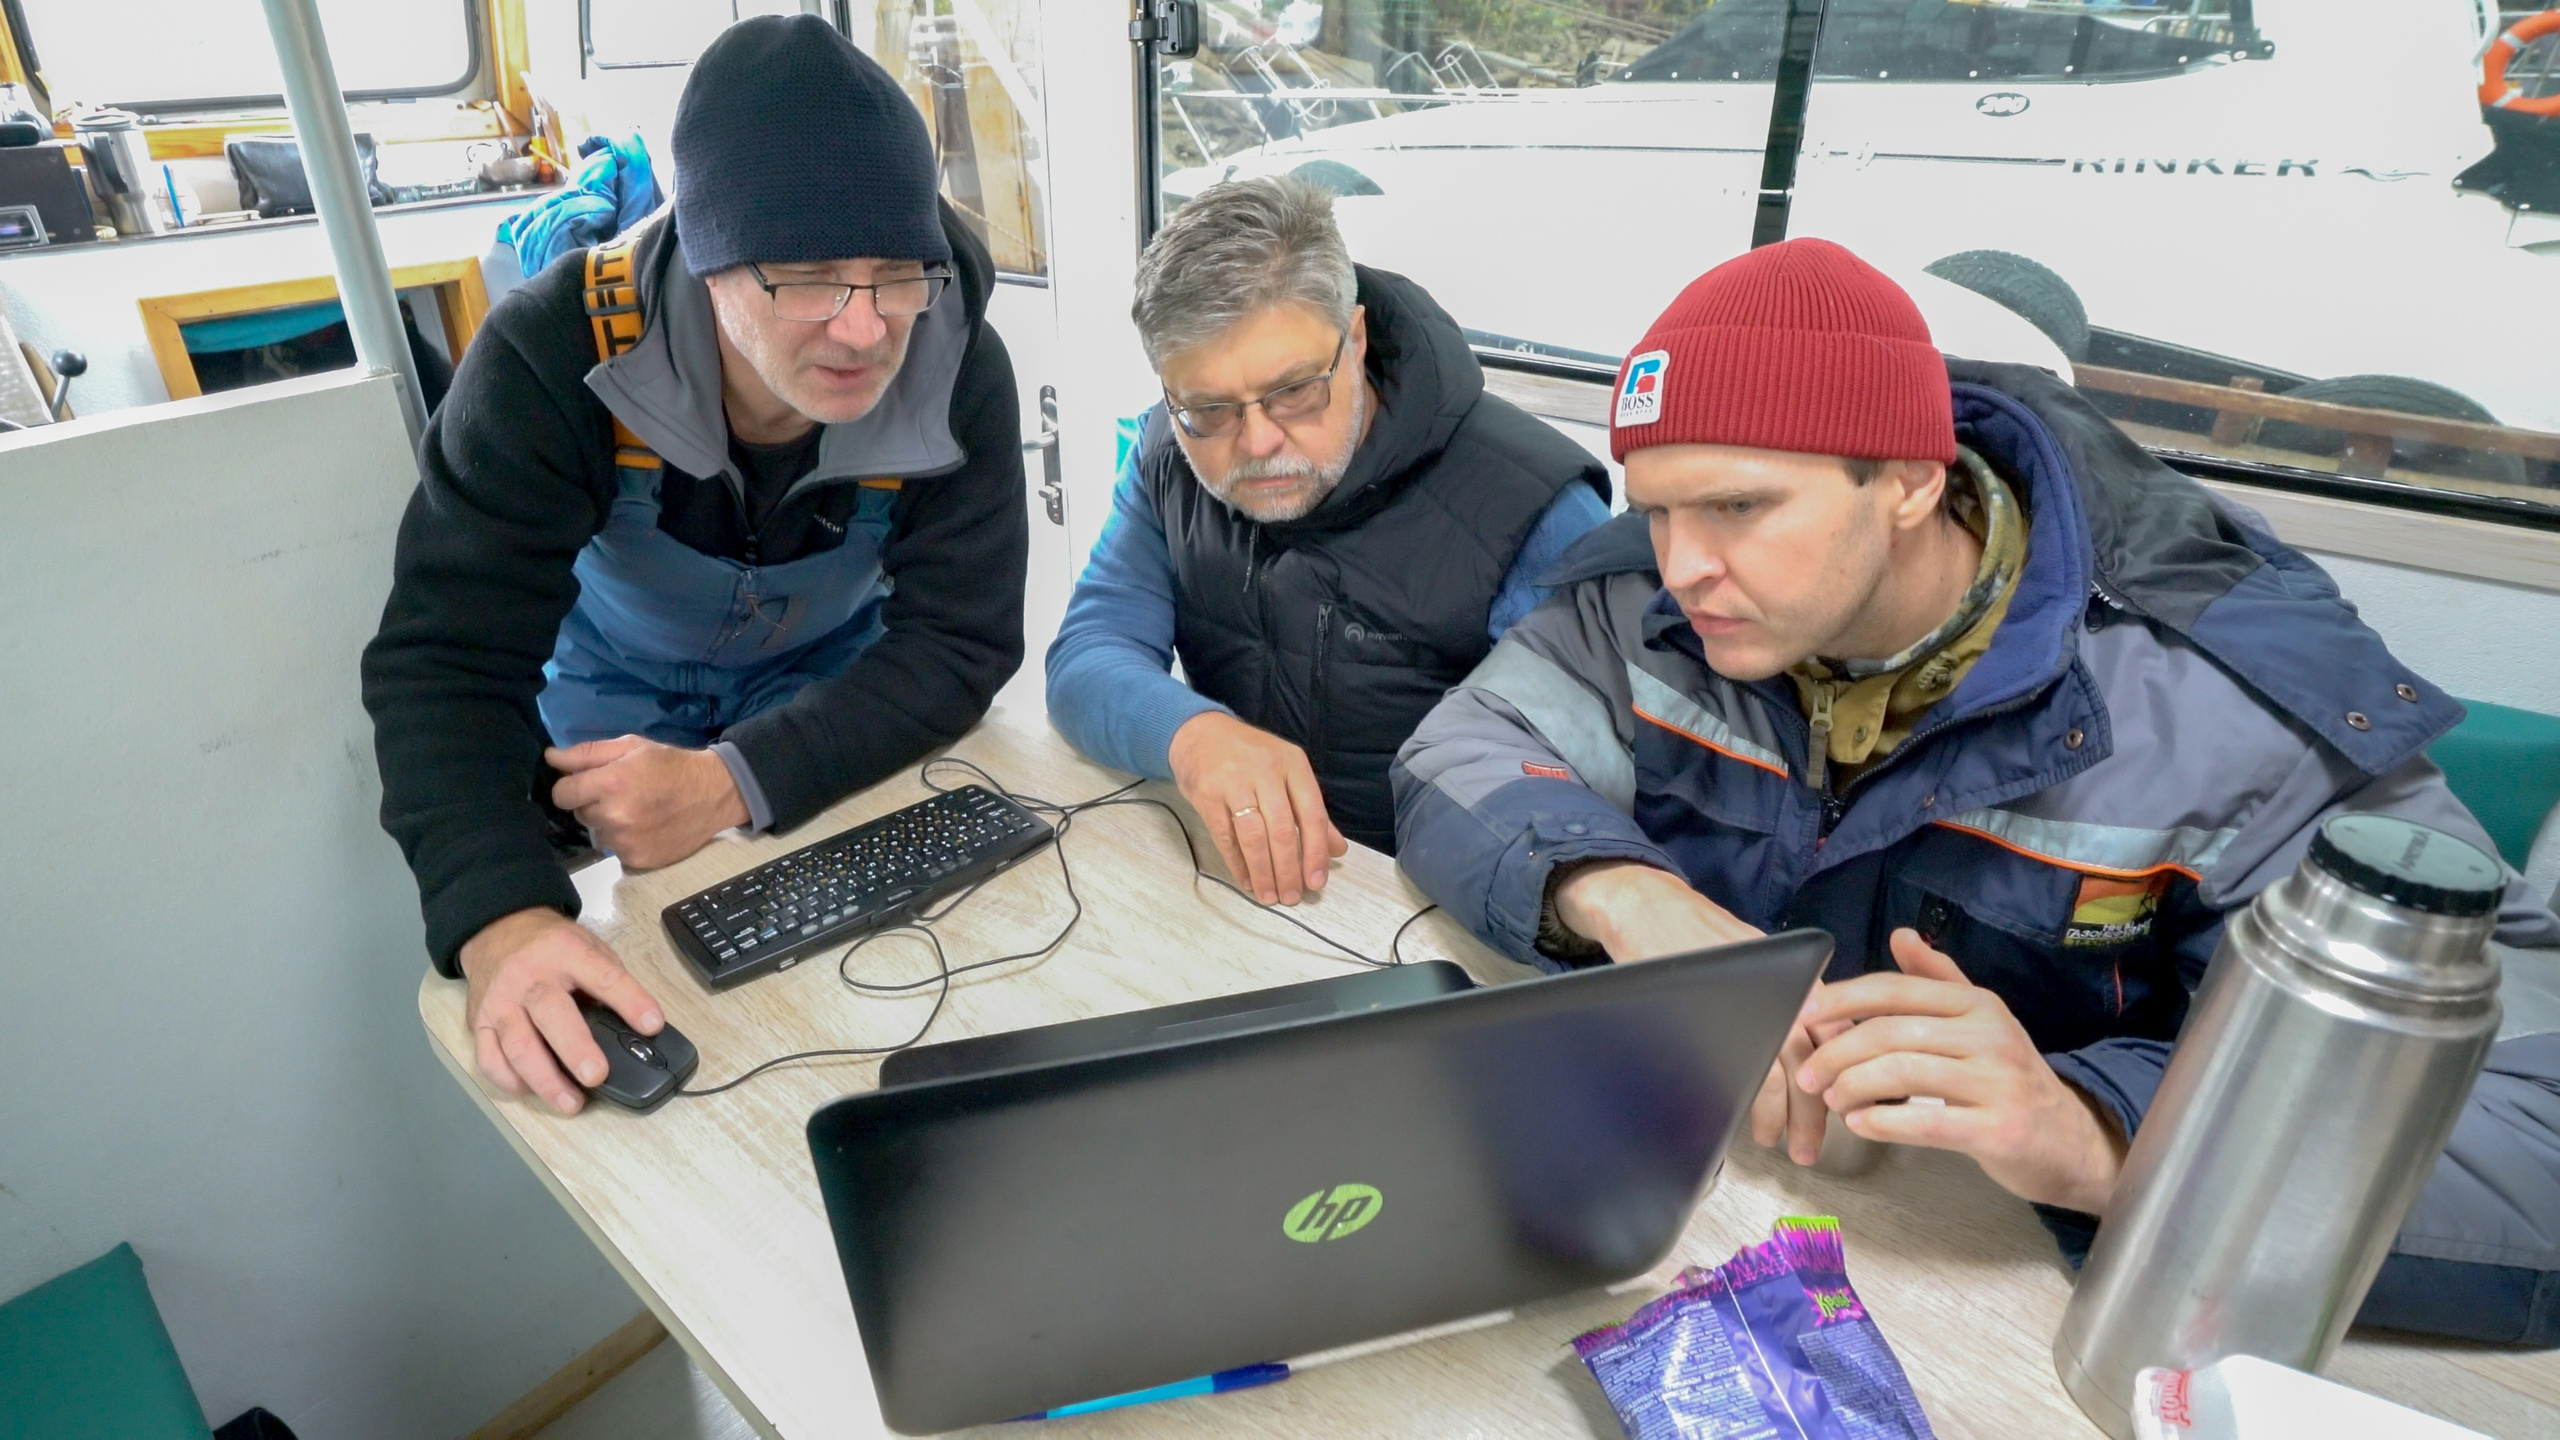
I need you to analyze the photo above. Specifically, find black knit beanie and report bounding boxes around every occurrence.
[672,14,952,277]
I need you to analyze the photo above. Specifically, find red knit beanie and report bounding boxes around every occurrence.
[1610,238,1956,465]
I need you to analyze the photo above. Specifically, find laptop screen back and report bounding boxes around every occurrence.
[805,930,1830,1433]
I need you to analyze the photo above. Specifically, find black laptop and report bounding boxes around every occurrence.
[805,930,1831,1433]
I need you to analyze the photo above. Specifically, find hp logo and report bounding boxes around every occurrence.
[1283,1183,1383,1243]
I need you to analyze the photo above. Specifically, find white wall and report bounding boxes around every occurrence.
[2301,554,2560,896]
[2308,551,2560,718]
[0,374,637,1437]
[0,198,536,418]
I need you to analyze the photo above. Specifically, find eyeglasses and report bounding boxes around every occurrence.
[1164,333,1347,440]
[746,263,951,322]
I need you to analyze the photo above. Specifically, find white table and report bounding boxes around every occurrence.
[421,710,2560,1438]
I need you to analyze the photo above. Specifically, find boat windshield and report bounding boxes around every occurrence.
[1620,0,2254,86]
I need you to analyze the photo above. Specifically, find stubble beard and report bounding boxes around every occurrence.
[714,280,910,427]
[1207,379,1369,524]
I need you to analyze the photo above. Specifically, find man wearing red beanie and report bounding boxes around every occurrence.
[1392,238,2560,1345]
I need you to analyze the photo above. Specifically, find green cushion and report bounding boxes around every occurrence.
[2430,699,2560,871]
[0,1244,209,1440]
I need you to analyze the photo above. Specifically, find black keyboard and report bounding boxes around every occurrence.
[661,785,1055,991]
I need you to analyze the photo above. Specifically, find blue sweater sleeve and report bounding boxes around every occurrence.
[1042,454,1228,780]
[1487,483,1611,643]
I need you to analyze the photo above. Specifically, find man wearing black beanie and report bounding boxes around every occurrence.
[362,15,1026,1115]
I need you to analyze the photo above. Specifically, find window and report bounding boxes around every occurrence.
[1147,0,2560,515]
[19,0,479,112]
[1786,0,2560,509]
[574,1,1050,276]
[872,0,1049,277]
[1153,0,1763,363]
[584,0,800,71]
[1623,0,2257,85]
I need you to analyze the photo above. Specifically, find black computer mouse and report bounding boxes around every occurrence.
[577,999,699,1113]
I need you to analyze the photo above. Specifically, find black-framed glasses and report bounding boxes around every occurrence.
[746,263,952,322]
[1164,333,1348,440]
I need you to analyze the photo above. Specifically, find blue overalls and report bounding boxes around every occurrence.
[535,457,898,747]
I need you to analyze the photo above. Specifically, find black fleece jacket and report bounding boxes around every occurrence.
[362,207,1025,974]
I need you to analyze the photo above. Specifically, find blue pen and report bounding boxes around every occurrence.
[1011,1363,1291,1421]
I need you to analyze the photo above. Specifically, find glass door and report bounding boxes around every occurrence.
[868,0,1085,709]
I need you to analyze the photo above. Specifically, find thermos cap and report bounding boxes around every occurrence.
[2308,815,2503,918]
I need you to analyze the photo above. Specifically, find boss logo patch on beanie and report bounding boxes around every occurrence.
[1616,351,1669,428]
[1607,348,1669,425]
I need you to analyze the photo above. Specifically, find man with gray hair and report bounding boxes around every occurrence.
[1046,177,1609,902]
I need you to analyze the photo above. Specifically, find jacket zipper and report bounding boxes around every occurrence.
[1248,527,1282,724]
[1792,681,2053,850]
[1311,601,1336,767]
[725,458,890,569]
[1796,561,2111,856]
[1803,680,1836,795]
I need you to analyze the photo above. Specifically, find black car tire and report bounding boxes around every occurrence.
[2260,374,2533,488]
[1289,159,1384,197]
[1922,249,2090,362]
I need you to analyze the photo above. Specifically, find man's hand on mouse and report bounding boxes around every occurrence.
[548,735,750,870]
[1771,927,2128,1214]
[459,906,665,1116]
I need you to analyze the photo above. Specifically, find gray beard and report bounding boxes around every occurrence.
[1205,379,1368,523]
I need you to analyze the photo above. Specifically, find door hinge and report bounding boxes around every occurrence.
[1130,0,1199,58]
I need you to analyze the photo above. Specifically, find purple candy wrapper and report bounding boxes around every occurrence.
[1572,1217,1935,1440]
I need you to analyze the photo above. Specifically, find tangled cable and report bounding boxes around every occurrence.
[679,757,1437,1098]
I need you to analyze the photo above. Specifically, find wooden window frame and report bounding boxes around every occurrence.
[137,257,491,402]
[1477,365,2560,595]
[8,0,533,159]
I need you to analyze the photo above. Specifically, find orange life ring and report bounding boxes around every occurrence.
[2481,9,2560,117]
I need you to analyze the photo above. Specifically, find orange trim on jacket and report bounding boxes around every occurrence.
[1929,816,2204,883]
[1632,704,1791,781]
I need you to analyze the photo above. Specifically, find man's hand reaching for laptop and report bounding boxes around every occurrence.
[1550,861,1836,1169]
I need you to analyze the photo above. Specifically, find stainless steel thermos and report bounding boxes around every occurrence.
[2054,814,2505,1438]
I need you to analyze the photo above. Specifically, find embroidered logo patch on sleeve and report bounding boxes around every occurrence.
[2065,873,2166,948]
[1615,350,1669,428]
[1522,761,1573,780]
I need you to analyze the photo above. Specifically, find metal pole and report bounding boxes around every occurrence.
[257,0,427,446]
[1750,0,1830,249]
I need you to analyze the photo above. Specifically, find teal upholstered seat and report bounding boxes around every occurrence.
[2430,698,2560,872]
[0,1243,210,1440]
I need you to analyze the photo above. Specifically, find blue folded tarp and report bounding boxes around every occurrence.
[497,130,665,278]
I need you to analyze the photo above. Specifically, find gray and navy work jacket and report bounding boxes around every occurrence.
[1392,360,2560,1344]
